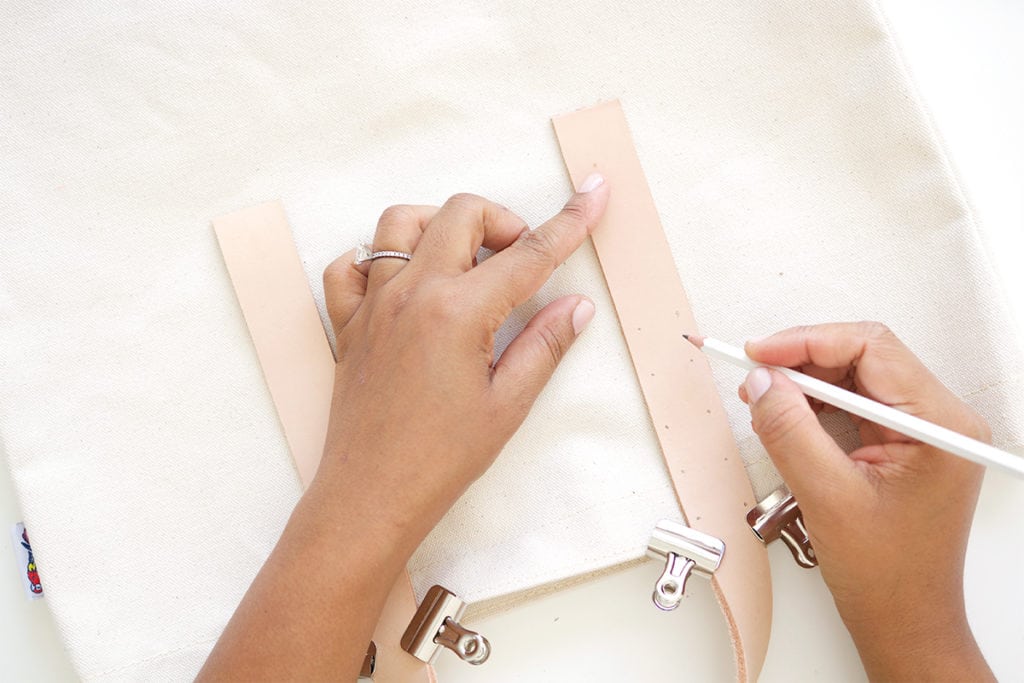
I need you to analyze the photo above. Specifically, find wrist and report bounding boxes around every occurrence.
[298,471,428,564]
[314,438,473,542]
[842,601,991,681]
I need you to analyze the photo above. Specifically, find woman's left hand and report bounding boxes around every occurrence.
[199,175,609,682]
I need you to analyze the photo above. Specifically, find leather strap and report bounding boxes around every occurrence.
[214,201,435,683]
[553,100,772,682]
[213,202,334,486]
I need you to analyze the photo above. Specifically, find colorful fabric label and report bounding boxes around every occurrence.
[10,523,44,599]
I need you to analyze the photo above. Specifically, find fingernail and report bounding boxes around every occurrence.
[747,335,767,345]
[578,172,604,193]
[745,367,772,403]
[572,298,596,335]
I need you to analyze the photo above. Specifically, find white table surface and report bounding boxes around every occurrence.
[3,1,1022,680]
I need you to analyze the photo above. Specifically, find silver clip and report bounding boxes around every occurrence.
[401,585,490,665]
[357,641,376,681]
[746,488,817,568]
[645,519,725,611]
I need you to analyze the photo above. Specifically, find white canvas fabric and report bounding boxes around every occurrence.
[2,1,1022,680]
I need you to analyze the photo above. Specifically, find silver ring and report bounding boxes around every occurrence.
[354,243,413,265]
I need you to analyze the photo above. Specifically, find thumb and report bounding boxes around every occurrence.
[491,296,595,407]
[744,368,857,506]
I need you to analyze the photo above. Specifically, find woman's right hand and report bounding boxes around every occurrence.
[738,322,994,681]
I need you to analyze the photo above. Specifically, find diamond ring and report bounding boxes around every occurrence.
[354,243,413,265]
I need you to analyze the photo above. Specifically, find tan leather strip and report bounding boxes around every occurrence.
[553,101,771,682]
[214,201,435,683]
[214,202,334,487]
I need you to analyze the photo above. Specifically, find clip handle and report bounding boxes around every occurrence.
[435,617,491,665]
[652,552,695,611]
[779,516,817,568]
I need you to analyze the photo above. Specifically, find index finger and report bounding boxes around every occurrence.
[412,194,530,275]
[466,174,609,315]
[745,322,969,429]
[745,322,907,370]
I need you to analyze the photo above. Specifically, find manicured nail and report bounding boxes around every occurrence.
[578,173,604,193]
[572,298,596,335]
[745,367,772,403]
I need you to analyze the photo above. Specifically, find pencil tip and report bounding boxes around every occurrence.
[683,333,705,348]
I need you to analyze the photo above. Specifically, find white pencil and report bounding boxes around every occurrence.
[684,334,1024,479]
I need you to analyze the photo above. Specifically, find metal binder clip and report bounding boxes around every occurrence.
[645,519,725,611]
[357,641,376,681]
[401,585,490,665]
[746,488,817,568]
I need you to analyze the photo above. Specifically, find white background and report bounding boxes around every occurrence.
[2,1,1021,680]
